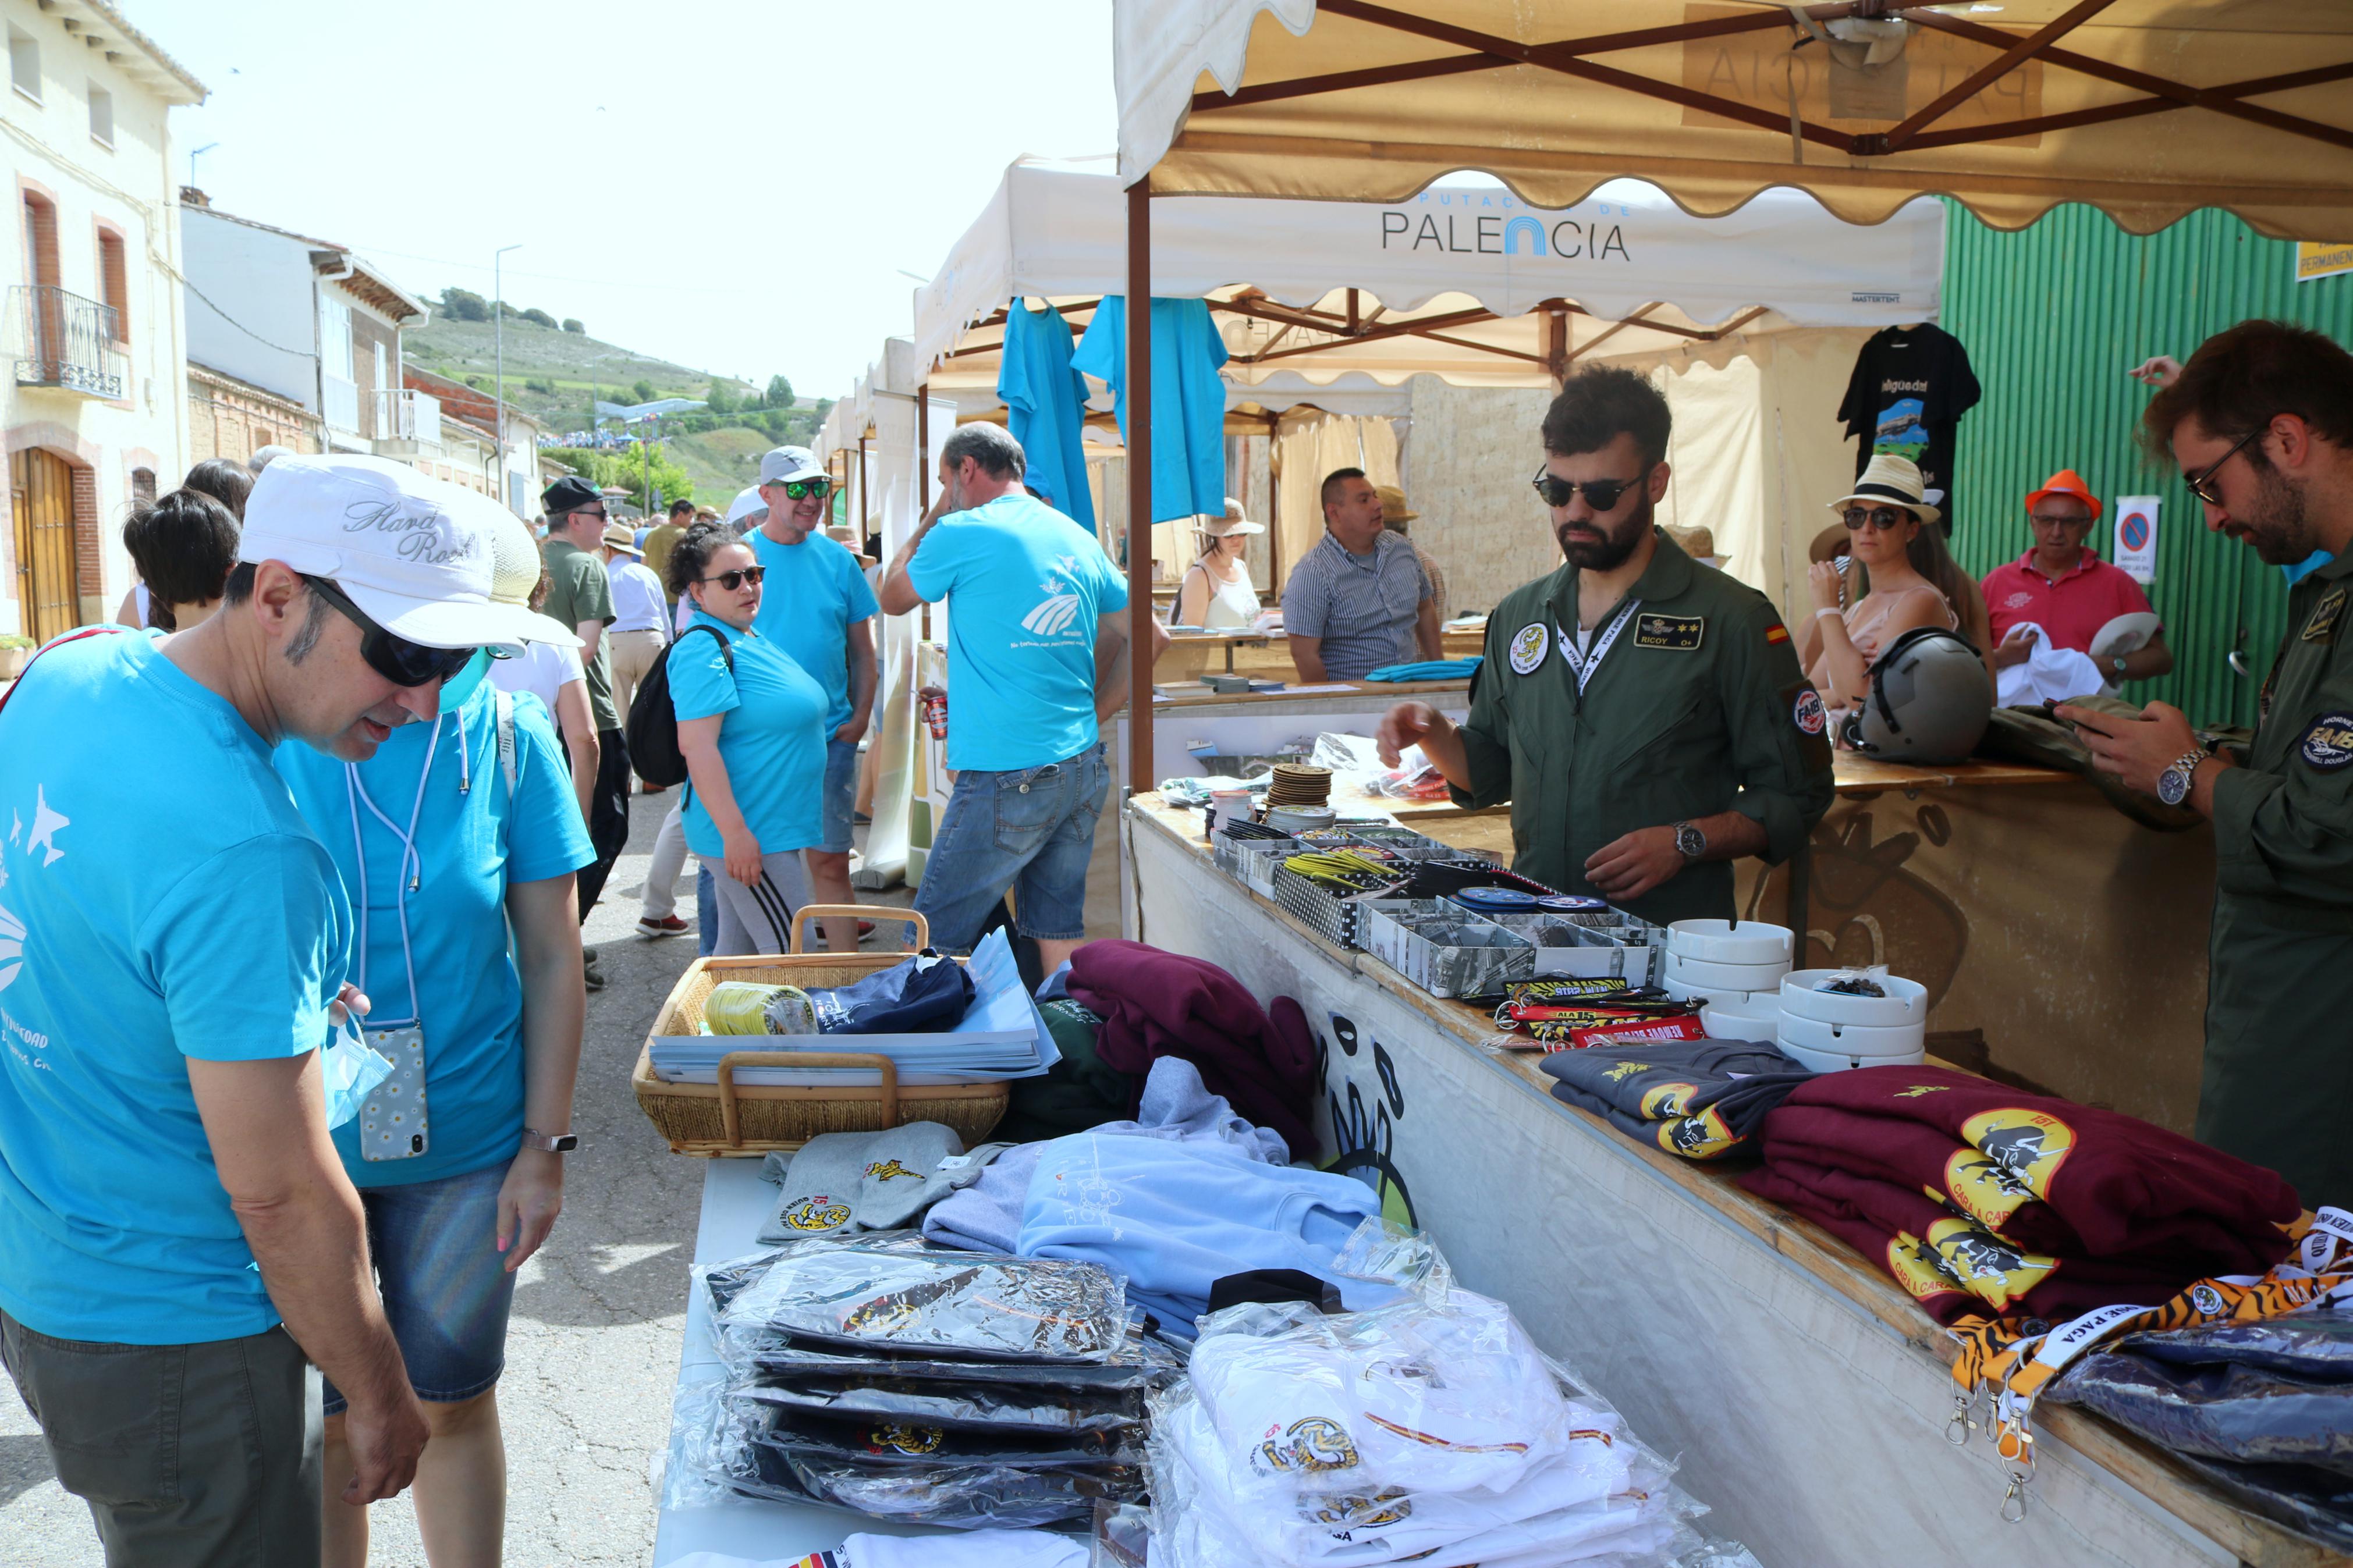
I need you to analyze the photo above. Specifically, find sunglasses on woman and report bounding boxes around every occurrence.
[778,478,831,500]
[302,575,478,687]
[701,566,766,591]
[2185,425,2265,506]
[1529,468,1646,511]
[1842,506,1910,532]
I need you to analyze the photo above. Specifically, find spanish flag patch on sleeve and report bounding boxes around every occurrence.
[1765,623,1791,646]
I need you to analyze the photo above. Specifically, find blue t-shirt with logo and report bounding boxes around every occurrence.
[904,494,1130,772]
[748,526,879,735]
[273,669,594,1190]
[0,629,352,1344]
[668,611,829,857]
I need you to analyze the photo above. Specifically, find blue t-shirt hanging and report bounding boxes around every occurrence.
[905,493,1130,773]
[0,629,352,1344]
[1071,296,1230,524]
[274,676,594,1190]
[747,527,880,735]
[667,611,829,857]
[998,302,1097,531]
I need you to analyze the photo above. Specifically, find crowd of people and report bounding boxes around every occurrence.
[1,316,2350,1566]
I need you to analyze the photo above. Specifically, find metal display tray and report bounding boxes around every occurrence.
[1271,865,1401,949]
[1216,833,1303,897]
[1474,910,1658,983]
[1360,899,1538,999]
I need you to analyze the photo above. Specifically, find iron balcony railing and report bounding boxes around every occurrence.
[10,285,125,399]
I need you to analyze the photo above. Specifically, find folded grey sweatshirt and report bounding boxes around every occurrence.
[758,1122,1008,1242]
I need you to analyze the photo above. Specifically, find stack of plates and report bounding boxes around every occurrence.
[1660,919,1793,1033]
[1774,969,1928,1072]
[1265,765,1333,810]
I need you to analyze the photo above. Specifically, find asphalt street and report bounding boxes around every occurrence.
[0,789,911,1567]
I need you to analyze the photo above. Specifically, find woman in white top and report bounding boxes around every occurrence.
[489,565,599,824]
[1173,499,1266,630]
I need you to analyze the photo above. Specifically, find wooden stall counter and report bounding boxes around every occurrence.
[1120,793,2323,1568]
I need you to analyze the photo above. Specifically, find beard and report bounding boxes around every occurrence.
[2234,459,2315,566]
[1556,489,1653,572]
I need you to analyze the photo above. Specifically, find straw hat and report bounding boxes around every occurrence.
[1376,485,1419,526]
[1662,522,1716,560]
[1828,454,1940,527]
[601,522,643,556]
[1197,497,1266,537]
[487,511,585,645]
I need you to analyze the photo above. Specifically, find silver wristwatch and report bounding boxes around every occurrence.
[521,1128,579,1154]
[2155,749,2206,808]
[1671,820,1706,859]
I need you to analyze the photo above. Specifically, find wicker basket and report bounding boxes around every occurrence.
[631,906,1010,1157]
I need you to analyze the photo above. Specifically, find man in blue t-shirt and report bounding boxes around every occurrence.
[750,445,879,954]
[881,423,1167,970]
[0,454,552,1566]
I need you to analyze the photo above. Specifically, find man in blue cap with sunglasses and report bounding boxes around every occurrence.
[0,454,544,1567]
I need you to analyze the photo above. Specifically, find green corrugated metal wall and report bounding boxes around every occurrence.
[1942,205,2353,727]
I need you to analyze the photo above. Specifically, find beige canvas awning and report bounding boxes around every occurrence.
[1116,1,2353,241]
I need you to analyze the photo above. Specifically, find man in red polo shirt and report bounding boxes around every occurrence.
[1982,469,2174,686]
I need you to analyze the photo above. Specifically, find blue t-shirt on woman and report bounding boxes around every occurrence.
[668,610,829,858]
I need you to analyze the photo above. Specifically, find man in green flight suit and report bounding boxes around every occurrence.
[1378,367,1836,926]
[2062,320,2353,1210]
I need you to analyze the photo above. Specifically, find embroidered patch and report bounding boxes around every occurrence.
[2002,591,2033,611]
[2303,585,2347,643]
[1632,613,1704,650]
[1509,622,1549,675]
[783,1195,853,1232]
[2300,713,2353,770]
[1764,623,1790,646]
[1793,688,1827,736]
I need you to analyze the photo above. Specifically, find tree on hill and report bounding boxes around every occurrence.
[438,287,489,322]
[706,379,738,415]
[766,374,793,408]
[631,378,658,405]
[520,307,557,329]
[562,318,585,335]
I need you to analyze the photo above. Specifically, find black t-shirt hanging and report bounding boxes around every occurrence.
[1838,323,1982,527]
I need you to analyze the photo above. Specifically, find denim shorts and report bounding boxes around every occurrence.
[322,1162,516,1414]
[912,744,1108,951]
[817,737,858,855]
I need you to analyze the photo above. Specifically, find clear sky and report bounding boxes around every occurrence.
[116,0,1115,399]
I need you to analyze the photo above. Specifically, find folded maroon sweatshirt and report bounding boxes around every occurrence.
[1741,1157,2200,1326]
[1758,1104,2282,1279]
[1067,940,1319,1159]
[1774,1066,2299,1263]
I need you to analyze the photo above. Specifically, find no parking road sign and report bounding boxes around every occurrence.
[2114,496,2159,584]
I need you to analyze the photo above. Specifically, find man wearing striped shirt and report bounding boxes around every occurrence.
[1283,468,1441,681]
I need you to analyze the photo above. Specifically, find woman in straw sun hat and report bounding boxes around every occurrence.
[1174,497,1267,630]
[1795,454,1979,721]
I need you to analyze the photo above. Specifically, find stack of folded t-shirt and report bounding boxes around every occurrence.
[1738,1066,2302,1325]
[1538,1040,1813,1161]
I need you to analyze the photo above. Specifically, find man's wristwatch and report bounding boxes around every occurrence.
[521,1128,579,1154]
[1671,820,1706,861]
[2111,654,2130,677]
[2155,750,2208,808]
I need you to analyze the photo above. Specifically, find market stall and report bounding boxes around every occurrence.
[1116,791,2327,1568]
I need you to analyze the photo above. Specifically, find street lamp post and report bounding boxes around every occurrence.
[492,243,523,513]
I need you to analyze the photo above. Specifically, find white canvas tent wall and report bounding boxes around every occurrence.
[915,156,1940,612]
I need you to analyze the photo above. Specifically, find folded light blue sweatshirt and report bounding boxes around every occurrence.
[1362,656,1483,682]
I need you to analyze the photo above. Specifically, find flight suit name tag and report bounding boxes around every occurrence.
[2302,585,2347,643]
[1632,613,1704,650]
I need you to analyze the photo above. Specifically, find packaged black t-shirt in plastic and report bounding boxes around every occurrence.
[719,1243,1127,1363]
[732,1374,1148,1435]
[806,951,975,1034]
[739,1400,1147,1469]
[742,1441,1145,1528]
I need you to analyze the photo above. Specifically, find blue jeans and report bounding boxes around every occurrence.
[697,864,717,956]
[912,744,1107,952]
[818,738,859,854]
[323,1163,517,1414]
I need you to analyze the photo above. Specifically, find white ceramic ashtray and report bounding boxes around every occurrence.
[1777,1037,1926,1075]
[1665,977,1776,1008]
[1775,1010,1926,1058]
[1779,969,1929,1028]
[1665,950,1791,993]
[1701,1001,1779,1041]
[1665,918,1793,966]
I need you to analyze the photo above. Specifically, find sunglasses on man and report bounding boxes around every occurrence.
[303,575,478,687]
[1841,506,1911,532]
[2184,425,2266,506]
[1529,468,1647,511]
[700,566,766,591]
[769,477,831,500]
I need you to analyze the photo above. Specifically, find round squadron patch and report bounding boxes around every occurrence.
[2300,713,2353,771]
[1793,688,1828,736]
[1509,622,1549,675]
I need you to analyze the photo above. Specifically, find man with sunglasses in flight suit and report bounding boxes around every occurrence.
[747,446,878,953]
[2061,320,2353,1210]
[1378,367,1836,926]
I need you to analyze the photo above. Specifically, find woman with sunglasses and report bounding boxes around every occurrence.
[663,521,831,954]
[1797,455,1975,723]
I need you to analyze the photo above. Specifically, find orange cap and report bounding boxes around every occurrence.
[2024,469,2102,520]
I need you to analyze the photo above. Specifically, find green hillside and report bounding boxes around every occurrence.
[403,314,752,435]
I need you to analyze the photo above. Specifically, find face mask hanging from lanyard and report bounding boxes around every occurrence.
[338,709,453,1160]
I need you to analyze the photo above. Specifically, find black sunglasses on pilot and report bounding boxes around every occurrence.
[301,575,478,688]
[2184,425,2266,506]
[701,566,767,591]
[1530,467,1649,512]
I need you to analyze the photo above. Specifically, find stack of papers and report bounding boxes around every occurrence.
[647,930,1061,1087]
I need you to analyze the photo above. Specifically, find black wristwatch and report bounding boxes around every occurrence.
[1671,820,1706,860]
